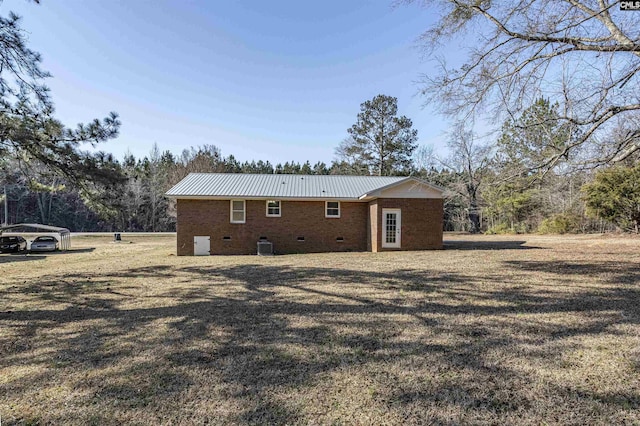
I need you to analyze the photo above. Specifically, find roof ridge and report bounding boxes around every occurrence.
[187,172,405,178]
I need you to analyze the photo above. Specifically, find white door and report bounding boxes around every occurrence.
[193,236,210,256]
[382,209,401,248]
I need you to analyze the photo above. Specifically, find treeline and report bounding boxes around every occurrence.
[3,96,639,234]
[2,141,631,234]
[0,145,398,232]
[425,166,615,234]
[420,98,640,234]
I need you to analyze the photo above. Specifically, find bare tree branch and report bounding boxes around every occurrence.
[409,0,640,171]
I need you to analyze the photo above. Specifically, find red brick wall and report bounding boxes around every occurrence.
[177,197,443,255]
[176,199,369,255]
[370,198,443,251]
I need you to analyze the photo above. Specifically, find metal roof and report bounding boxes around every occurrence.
[166,173,417,199]
[0,223,70,234]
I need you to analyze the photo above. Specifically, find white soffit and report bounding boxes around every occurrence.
[359,178,443,199]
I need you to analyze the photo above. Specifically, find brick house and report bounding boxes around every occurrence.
[166,173,444,255]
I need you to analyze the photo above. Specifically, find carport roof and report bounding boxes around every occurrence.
[0,223,70,234]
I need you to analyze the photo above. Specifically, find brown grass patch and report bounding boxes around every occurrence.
[1,234,639,424]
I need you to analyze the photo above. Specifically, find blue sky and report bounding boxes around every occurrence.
[5,0,451,165]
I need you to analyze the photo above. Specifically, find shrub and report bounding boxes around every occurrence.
[582,165,640,233]
[537,213,581,234]
[485,222,527,234]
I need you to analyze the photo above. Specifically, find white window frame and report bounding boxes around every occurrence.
[265,200,281,217]
[230,199,246,223]
[325,201,341,218]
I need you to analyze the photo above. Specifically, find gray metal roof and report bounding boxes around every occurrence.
[0,223,70,234]
[166,173,412,199]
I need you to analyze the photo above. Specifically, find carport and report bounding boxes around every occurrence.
[0,223,71,250]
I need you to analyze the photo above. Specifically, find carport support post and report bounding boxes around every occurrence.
[3,185,7,226]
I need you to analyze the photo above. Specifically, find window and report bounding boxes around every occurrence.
[266,200,281,217]
[230,200,245,223]
[325,201,340,218]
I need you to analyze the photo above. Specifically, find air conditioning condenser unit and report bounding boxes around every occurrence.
[257,240,273,256]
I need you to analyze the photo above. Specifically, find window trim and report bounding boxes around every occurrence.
[325,201,341,218]
[265,200,281,217]
[230,199,246,223]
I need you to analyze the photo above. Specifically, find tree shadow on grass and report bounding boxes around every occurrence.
[1,260,639,423]
[41,247,96,255]
[0,253,47,263]
[444,240,542,250]
[505,260,640,285]
[0,248,95,264]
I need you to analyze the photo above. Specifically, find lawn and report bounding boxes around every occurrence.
[1,234,639,425]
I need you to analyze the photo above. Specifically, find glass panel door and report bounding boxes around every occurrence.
[382,209,401,248]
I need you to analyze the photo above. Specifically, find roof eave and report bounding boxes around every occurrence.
[357,177,444,199]
[167,195,364,202]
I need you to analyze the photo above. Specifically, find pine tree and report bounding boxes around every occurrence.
[339,94,418,176]
[583,165,640,233]
[0,9,121,192]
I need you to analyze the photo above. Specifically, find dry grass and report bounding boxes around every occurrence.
[1,234,639,425]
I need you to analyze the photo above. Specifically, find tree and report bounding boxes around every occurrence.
[142,143,172,232]
[312,161,329,175]
[300,161,313,174]
[582,165,640,233]
[440,122,491,233]
[328,160,369,176]
[169,145,225,186]
[411,0,640,171]
[224,155,241,173]
[483,183,538,233]
[0,7,122,203]
[281,161,302,174]
[496,98,574,180]
[413,145,436,174]
[339,94,418,176]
